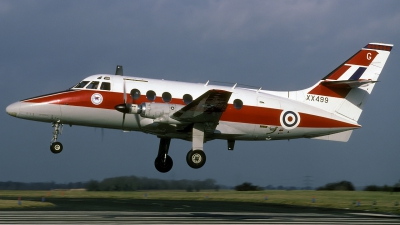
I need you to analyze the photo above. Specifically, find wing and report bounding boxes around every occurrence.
[171,89,232,124]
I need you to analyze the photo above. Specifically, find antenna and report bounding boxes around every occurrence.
[115,65,123,76]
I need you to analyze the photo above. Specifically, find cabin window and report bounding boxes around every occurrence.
[162,92,172,103]
[233,99,243,110]
[74,81,90,88]
[183,94,193,105]
[86,81,100,89]
[130,89,141,99]
[100,82,111,90]
[146,90,156,101]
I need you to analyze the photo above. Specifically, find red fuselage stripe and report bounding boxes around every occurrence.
[23,90,359,128]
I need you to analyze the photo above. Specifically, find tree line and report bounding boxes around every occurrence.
[0,176,219,191]
[86,176,218,191]
[0,181,85,190]
[316,180,400,192]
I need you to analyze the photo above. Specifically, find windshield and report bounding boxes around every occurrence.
[71,79,111,90]
[86,81,100,89]
[73,81,90,89]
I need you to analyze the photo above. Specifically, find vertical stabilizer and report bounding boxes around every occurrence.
[303,43,393,122]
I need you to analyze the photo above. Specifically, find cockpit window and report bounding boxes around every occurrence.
[100,82,111,90]
[74,81,90,88]
[86,81,100,89]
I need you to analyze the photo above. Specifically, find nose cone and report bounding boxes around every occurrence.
[6,102,20,117]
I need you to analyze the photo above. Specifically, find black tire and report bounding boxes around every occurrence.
[154,155,173,173]
[50,142,63,154]
[186,149,206,169]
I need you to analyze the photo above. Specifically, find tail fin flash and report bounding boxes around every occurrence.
[321,43,392,82]
[304,43,393,122]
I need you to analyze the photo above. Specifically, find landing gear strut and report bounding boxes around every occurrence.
[154,138,173,173]
[50,120,63,154]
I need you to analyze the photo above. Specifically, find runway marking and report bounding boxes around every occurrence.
[0,211,399,224]
[350,213,400,218]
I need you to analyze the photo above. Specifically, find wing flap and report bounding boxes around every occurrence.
[172,89,232,123]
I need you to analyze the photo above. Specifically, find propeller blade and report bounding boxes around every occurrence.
[122,112,126,130]
[123,79,127,104]
[135,114,142,130]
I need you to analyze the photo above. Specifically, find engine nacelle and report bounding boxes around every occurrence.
[139,102,184,124]
[130,104,142,114]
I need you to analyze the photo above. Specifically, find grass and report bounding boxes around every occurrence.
[0,189,399,214]
[0,199,55,209]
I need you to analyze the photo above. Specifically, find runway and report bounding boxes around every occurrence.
[0,211,399,224]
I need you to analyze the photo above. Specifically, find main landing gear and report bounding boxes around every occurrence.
[187,123,206,169]
[154,123,207,173]
[50,120,63,154]
[186,149,206,169]
[154,138,173,173]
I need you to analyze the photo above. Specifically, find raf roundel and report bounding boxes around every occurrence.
[280,110,300,130]
[91,93,103,105]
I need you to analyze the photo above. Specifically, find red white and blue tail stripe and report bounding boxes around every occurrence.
[303,43,392,123]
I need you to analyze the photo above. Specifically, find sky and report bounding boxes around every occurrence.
[1,0,400,188]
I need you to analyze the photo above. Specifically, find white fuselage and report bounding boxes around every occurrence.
[6,74,359,142]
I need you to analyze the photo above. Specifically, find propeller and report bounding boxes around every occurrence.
[114,66,130,129]
[113,65,143,130]
[122,78,127,129]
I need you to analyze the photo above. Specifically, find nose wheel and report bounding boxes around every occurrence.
[50,142,63,154]
[50,121,63,154]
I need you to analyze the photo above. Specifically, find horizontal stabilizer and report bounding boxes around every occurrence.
[321,80,378,89]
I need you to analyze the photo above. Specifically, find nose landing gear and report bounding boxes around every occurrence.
[50,120,63,154]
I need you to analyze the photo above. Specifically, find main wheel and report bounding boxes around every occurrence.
[154,155,173,173]
[186,149,206,169]
[50,142,63,154]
